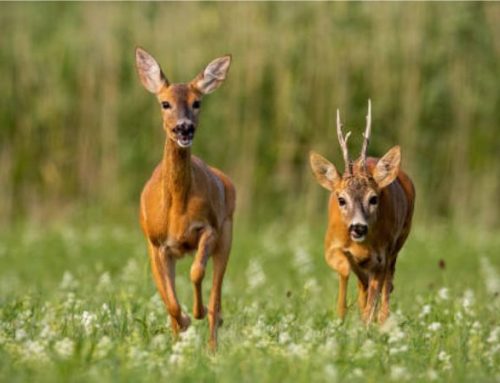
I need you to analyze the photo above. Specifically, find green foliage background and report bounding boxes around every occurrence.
[1,4,500,382]
[1,2,499,227]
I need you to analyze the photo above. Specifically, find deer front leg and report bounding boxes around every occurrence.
[148,241,190,335]
[190,227,216,320]
[207,219,232,352]
[357,279,368,314]
[337,270,349,321]
[362,272,384,325]
[164,254,191,334]
[326,251,350,321]
[378,262,396,324]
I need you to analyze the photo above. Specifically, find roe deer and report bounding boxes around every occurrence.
[136,47,235,350]
[309,101,415,324]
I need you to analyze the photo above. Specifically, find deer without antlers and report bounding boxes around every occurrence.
[136,47,235,350]
[309,100,415,324]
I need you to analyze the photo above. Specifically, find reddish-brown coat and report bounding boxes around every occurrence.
[136,47,234,350]
[322,157,415,323]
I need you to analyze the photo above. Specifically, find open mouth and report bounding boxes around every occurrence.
[176,137,193,148]
[350,231,366,242]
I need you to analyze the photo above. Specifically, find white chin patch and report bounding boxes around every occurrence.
[351,235,366,243]
[177,139,193,148]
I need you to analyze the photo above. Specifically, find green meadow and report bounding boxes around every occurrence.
[0,3,499,382]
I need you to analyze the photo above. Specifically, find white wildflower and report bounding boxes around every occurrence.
[480,257,500,296]
[81,311,97,334]
[324,364,338,380]
[121,259,140,283]
[419,304,431,319]
[352,368,364,377]
[470,320,481,335]
[437,287,449,301]
[39,324,56,340]
[390,365,410,381]
[388,327,406,344]
[303,328,318,343]
[319,338,338,356]
[23,340,49,364]
[172,326,199,355]
[487,327,500,344]
[95,336,112,359]
[437,350,452,370]
[246,259,266,290]
[54,338,74,359]
[426,369,439,381]
[60,271,79,290]
[380,314,400,333]
[359,339,376,359]
[279,331,291,344]
[462,289,475,314]
[293,246,313,275]
[304,278,320,294]
[389,345,409,355]
[15,329,28,342]
[147,311,157,325]
[287,342,307,358]
[97,272,112,291]
[101,303,111,316]
[169,353,184,366]
[428,322,442,332]
[150,334,168,351]
[127,346,148,367]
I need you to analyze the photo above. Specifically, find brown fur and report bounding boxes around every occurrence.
[136,48,234,350]
[312,154,415,324]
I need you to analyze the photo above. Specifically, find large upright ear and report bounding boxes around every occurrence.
[192,55,231,95]
[309,151,341,191]
[135,47,169,93]
[372,145,401,189]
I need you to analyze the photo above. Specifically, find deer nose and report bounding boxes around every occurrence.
[174,122,195,137]
[349,223,368,237]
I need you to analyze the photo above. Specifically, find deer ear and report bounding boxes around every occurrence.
[373,146,401,189]
[192,55,231,95]
[135,47,168,93]
[309,151,341,191]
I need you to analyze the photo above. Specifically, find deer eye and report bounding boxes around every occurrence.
[192,100,201,109]
[369,196,378,205]
[161,101,171,110]
[338,197,346,207]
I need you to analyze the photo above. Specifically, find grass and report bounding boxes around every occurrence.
[0,216,499,382]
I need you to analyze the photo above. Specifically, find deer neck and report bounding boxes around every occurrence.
[162,138,192,209]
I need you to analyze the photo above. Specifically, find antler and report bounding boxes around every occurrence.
[336,109,352,175]
[359,99,372,172]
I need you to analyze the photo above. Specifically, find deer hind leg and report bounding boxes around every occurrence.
[190,227,216,320]
[207,219,232,352]
[378,261,396,324]
[148,241,190,336]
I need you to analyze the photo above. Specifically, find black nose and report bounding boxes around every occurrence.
[174,122,195,137]
[349,224,368,237]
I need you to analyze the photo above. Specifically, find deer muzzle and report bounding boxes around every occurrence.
[349,223,368,242]
[173,121,195,148]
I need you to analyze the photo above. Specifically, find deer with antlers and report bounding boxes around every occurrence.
[136,47,235,350]
[309,101,415,324]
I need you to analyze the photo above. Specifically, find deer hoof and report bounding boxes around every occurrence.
[178,313,191,332]
[193,305,207,320]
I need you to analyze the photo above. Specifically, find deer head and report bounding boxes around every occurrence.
[135,47,231,148]
[310,101,401,242]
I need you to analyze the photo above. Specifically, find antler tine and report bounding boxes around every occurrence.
[336,108,352,175]
[360,99,372,172]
